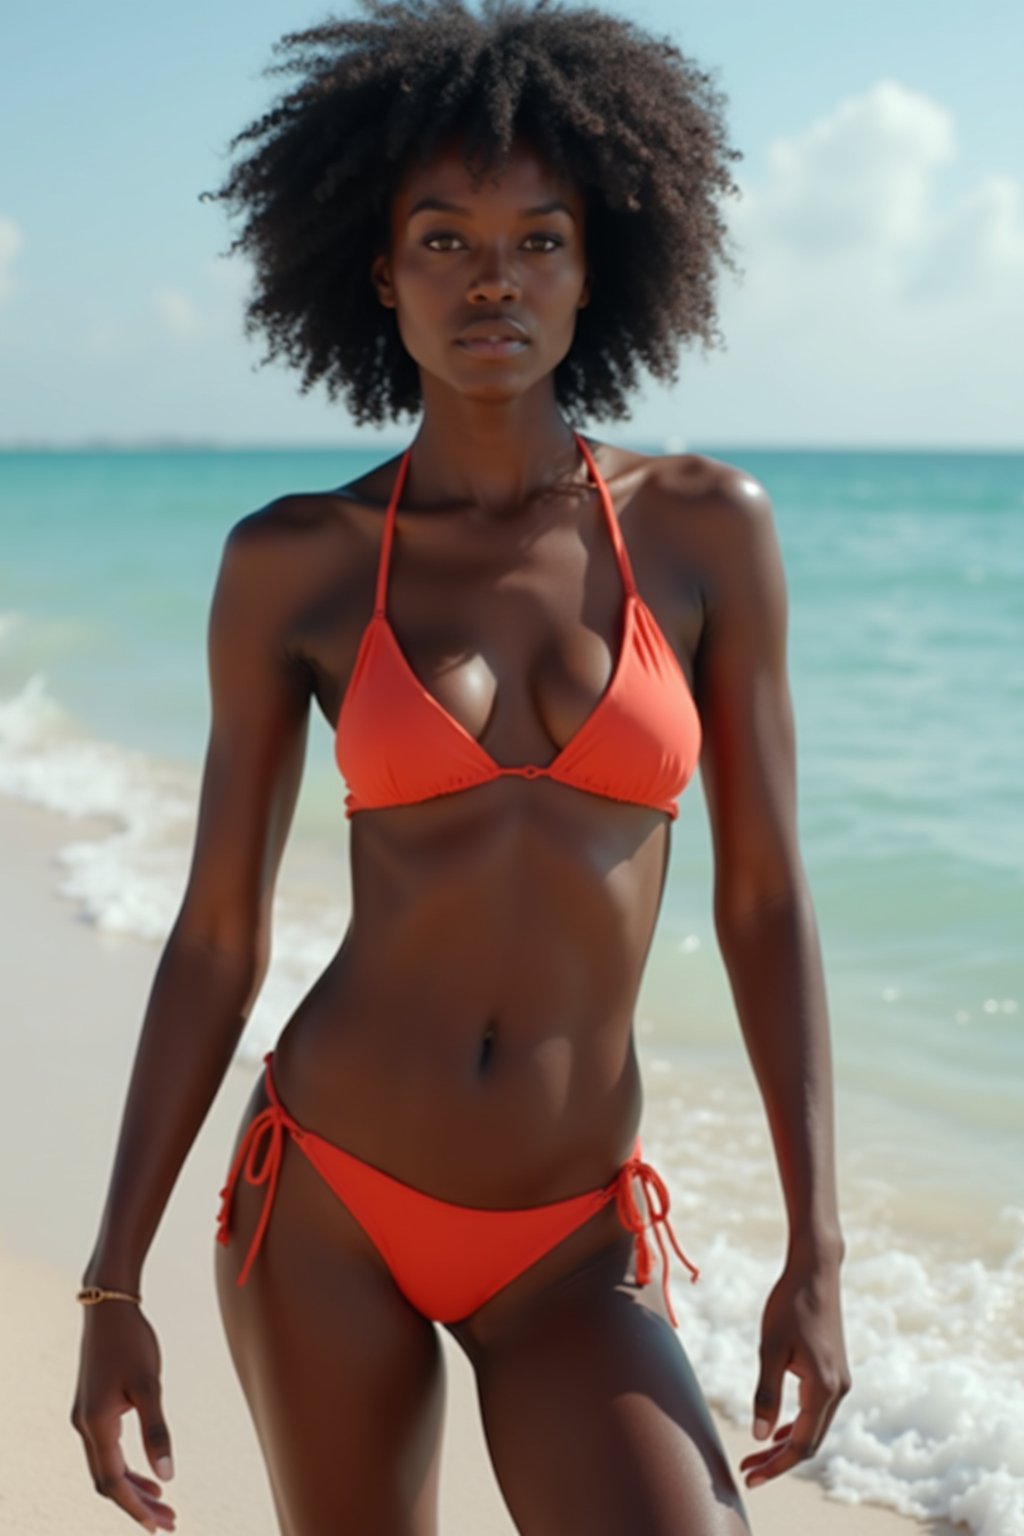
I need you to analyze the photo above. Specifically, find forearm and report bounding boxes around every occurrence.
[82,930,262,1290]
[716,880,844,1262]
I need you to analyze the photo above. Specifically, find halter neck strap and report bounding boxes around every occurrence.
[374,447,412,618]
[372,431,636,621]
[573,432,637,597]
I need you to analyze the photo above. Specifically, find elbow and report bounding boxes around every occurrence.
[166,913,269,1012]
[712,866,813,949]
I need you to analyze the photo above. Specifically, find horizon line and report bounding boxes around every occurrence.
[2,438,1022,456]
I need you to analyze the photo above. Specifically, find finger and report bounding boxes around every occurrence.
[743,1399,824,1487]
[125,1468,164,1498]
[72,1401,104,1488]
[128,1374,174,1482]
[791,1366,835,1457]
[740,1441,790,1474]
[75,1404,176,1527]
[752,1342,787,1441]
[745,1438,812,1487]
[738,1420,795,1472]
[806,1382,845,1456]
[86,1408,170,1531]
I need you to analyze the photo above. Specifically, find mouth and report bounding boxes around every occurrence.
[455,335,529,358]
[455,319,530,358]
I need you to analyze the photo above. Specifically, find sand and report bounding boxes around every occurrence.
[0,795,960,1534]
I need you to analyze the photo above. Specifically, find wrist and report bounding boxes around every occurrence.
[786,1225,845,1272]
[82,1249,144,1294]
[77,1284,142,1307]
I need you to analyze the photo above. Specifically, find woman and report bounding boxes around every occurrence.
[72,2,850,1532]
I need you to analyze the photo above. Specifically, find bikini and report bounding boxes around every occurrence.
[217,434,703,1327]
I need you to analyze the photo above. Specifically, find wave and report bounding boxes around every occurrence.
[0,661,347,1058]
[645,1090,1024,1536]
[4,637,1022,1534]
[670,1211,1024,1536]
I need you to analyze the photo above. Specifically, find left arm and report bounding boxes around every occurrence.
[689,467,851,1488]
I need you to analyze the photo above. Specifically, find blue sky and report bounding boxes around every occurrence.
[1,0,1021,448]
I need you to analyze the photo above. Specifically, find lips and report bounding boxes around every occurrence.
[456,318,530,348]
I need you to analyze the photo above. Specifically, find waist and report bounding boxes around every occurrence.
[272,1004,645,1208]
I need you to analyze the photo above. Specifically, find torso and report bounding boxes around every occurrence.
[260,441,725,1205]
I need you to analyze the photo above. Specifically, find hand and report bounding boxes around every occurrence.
[739,1254,850,1490]
[70,1302,176,1532]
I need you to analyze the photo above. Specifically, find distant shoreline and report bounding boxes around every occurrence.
[2,439,1022,455]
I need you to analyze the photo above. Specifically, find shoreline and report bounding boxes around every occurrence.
[0,792,961,1534]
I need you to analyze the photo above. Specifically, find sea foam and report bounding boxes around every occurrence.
[648,1105,1024,1536]
[2,656,1023,1534]
[0,665,346,1052]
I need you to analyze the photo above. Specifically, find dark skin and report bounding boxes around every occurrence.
[72,139,849,1535]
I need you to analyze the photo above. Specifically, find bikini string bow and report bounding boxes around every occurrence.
[216,1053,295,1286]
[615,1154,699,1328]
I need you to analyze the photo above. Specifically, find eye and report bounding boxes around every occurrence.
[423,232,466,252]
[421,232,565,253]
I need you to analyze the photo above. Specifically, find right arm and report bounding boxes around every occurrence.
[72,509,313,1532]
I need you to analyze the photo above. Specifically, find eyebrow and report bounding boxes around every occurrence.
[407,197,576,221]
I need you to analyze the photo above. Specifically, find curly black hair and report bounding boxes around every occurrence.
[207,0,744,425]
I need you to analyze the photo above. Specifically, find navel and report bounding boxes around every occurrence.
[477,1021,497,1076]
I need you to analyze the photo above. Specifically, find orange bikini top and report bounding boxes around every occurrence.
[335,433,701,819]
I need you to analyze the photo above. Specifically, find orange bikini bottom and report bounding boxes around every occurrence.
[216,1052,698,1327]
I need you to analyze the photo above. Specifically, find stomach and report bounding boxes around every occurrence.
[275,787,670,1204]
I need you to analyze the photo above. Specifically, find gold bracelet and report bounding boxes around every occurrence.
[77,1285,142,1307]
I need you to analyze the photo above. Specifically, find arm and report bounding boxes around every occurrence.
[72,509,313,1532]
[691,470,850,1488]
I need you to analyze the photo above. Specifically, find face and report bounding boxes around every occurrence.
[371,138,590,405]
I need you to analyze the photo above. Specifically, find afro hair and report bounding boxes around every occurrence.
[207,0,745,424]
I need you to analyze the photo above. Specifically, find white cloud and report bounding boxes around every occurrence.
[728,78,1024,308]
[0,217,24,302]
[744,80,956,258]
[639,79,1024,447]
[906,173,1024,303]
[154,287,199,337]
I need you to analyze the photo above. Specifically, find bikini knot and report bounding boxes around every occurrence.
[216,1055,296,1287]
[615,1151,699,1329]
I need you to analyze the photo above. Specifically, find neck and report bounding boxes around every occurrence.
[402,388,584,519]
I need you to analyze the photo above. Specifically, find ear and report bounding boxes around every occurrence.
[370,253,396,309]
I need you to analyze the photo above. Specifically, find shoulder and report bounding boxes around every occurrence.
[214,484,371,590]
[220,453,405,566]
[626,449,780,589]
[224,489,349,555]
[638,449,774,534]
[205,494,357,653]
[606,448,786,648]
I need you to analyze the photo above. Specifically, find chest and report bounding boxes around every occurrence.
[300,489,702,761]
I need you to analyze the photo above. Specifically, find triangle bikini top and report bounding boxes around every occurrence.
[335,433,701,820]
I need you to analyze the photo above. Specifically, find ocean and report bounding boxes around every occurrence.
[2,443,1022,1534]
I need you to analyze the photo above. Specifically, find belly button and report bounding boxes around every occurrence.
[477,1024,496,1074]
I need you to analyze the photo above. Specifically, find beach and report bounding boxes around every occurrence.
[1,794,967,1536]
[2,442,1021,1532]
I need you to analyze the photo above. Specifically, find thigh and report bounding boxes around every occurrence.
[216,1095,446,1536]
[459,1236,750,1536]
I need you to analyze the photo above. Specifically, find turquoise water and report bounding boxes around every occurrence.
[2,445,1021,1104]
[3,444,1023,1531]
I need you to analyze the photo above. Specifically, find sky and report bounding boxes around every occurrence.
[1,0,1021,450]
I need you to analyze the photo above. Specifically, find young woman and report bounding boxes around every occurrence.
[72,3,850,1531]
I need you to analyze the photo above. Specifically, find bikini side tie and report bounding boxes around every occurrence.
[216,1053,302,1287]
[615,1152,700,1328]
[218,1059,700,1322]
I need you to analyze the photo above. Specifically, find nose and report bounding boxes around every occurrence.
[467,247,521,304]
